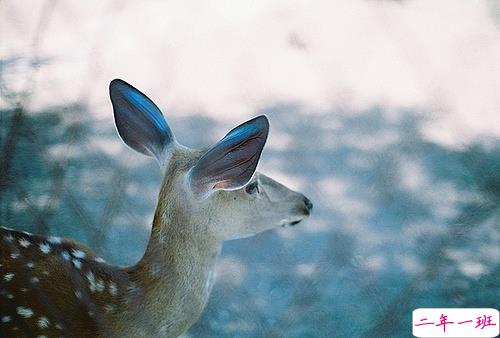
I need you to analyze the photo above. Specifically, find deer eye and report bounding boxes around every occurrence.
[245,181,259,194]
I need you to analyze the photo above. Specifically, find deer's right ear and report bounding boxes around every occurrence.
[109,79,175,160]
[188,115,269,197]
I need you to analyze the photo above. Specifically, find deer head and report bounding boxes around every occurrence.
[110,79,312,242]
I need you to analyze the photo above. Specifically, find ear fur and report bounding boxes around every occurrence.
[109,79,175,159]
[189,115,269,197]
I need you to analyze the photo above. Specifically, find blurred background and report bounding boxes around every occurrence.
[1,1,499,337]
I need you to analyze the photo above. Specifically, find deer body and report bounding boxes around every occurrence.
[0,80,312,337]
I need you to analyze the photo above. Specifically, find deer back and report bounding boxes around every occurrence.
[0,226,129,337]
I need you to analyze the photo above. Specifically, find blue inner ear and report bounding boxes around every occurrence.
[109,79,174,157]
[220,120,262,143]
[189,115,269,195]
[121,87,169,132]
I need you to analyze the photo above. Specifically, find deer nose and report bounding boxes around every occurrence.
[303,196,313,214]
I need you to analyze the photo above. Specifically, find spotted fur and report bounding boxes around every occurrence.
[0,79,312,337]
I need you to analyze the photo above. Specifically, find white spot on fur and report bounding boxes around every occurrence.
[18,238,31,248]
[7,294,14,299]
[37,336,47,338]
[20,288,28,293]
[94,257,106,263]
[3,273,14,281]
[62,250,70,261]
[75,290,82,299]
[1,316,11,323]
[96,279,105,292]
[26,262,35,268]
[72,259,82,269]
[109,281,118,296]
[127,282,139,293]
[48,236,61,244]
[71,249,86,258]
[31,277,40,284]
[16,306,33,318]
[10,253,20,259]
[37,316,50,328]
[39,242,51,254]
[4,234,14,243]
[22,231,32,236]
[42,271,49,276]
[55,323,64,330]
[87,271,97,292]
[88,310,94,317]
[104,304,115,313]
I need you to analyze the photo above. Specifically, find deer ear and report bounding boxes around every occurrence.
[188,115,269,197]
[109,79,175,159]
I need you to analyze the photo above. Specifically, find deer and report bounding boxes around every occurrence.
[0,79,313,337]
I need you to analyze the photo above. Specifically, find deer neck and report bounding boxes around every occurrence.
[121,199,222,336]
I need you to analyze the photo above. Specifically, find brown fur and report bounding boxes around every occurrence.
[0,134,311,337]
[0,151,221,337]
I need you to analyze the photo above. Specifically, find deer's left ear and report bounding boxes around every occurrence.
[188,115,269,197]
[109,79,175,161]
